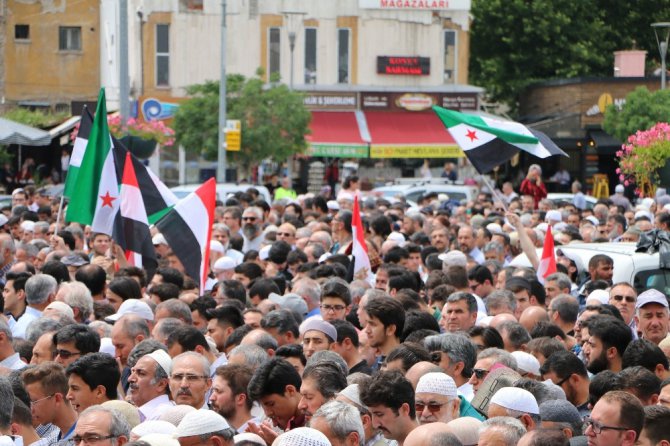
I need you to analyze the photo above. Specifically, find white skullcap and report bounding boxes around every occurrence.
[158,405,196,427]
[615,184,625,193]
[337,384,367,410]
[536,222,549,233]
[146,350,172,376]
[545,210,562,223]
[262,225,278,235]
[213,256,236,271]
[585,216,600,226]
[233,433,267,446]
[438,250,467,267]
[132,420,177,438]
[387,231,406,247]
[635,210,653,221]
[554,222,568,232]
[209,240,225,254]
[175,409,230,438]
[586,289,609,305]
[416,372,458,397]
[511,351,541,376]
[20,220,35,232]
[274,427,331,446]
[139,434,179,446]
[327,200,340,211]
[642,197,655,210]
[490,387,539,415]
[486,223,503,234]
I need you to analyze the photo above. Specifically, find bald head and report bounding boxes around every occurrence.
[406,361,443,390]
[518,306,549,332]
[489,313,517,329]
[404,423,458,446]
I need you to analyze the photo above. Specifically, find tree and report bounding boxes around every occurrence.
[172,71,311,167]
[603,86,670,141]
[469,0,670,112]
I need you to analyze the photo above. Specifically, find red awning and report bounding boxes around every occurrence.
[307,111,368,158]
[365,111,463,158]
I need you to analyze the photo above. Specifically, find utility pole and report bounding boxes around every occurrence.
[217,0,227,182]
[119,0,130,121]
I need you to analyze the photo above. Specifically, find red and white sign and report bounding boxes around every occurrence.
[359,0,471,10]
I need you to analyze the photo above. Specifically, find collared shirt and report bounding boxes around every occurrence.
[139,394,175,421]
[0,352,26,370]
[468,247,485,265]
[0,259,16,286]
[210,353,228,376]
[458,382,474,402]
[12,306,42,340]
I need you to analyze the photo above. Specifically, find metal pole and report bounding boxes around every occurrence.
[289,32,296,89]
[217,0,227,183]
[661,41,667,90]
[119,0,130,121]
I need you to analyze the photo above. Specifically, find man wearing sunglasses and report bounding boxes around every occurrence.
[584,390,644,446]
[53,324,101,367]
[241,207,264,253]
[608,282,638,337]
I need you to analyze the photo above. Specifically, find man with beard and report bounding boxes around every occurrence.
[583,315,632,374]
[540,350,591,417]
[169,351,212,409]
[209,364,260,433]
[241,206,264,252]
[297,363,347,423]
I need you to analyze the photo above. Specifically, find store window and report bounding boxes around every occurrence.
[156,24,170,86]
[444,29,457,83]
[337,28,350,84]
[304,28,317,84]
[269,27,281,78]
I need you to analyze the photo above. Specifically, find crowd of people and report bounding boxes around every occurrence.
[0,168,668,446]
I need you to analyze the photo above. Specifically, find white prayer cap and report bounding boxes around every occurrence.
[44,301,74,319]
[642,197,655,210]
[20,220,35,232]
[274,427,331,446]
[209,240,225,254]
[635,210,653,221]
[327,200,340,211]
[486,223,503,234]
[387,231,406,247]
[139,434,179,446]
[146,349,172,376]
[615,184,625,193]
[545,210,562,223]
[233,433,266,446]
[175,409,230,438]
[490,387,539,415]
[511,351,541,376]
[337,384,367,410]
[586,289,610,306]
[585,216,600,226]
[131,420,176,438]
[416,372,458,397]
[259,244,271,261]
[438,250,467,268]
[213,256,236,271]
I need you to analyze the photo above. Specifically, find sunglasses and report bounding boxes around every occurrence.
[415,402,446,413]
[611,294,636,303]
[471,368,489,380]
[277,232,294,237]
[56,349,81,359]
[242,217,257,222]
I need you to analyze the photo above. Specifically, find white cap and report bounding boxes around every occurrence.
[152,233,168,246]
[636,289,669,309]
[259,244,271,261]
[131,420,177,438]
[486,223,503,235]
[416,372,458,397]
[209,240,225,254]
[175,410,230,438]
[387,232,406,247]
[438,250,467,268]
[139,434,179,446]
[642,197,655,210]
[20,220,35,232]
[615,184,625,193]
[635,210,653,221]
[44,301,75,319]
[327,200,340,211]
[213,256,236,271]
[586,289,610,305]
[146,349,172,376]
[511,351,541,376]
[585,216,600,226]
[337,384,367,410]
[106,299,154,322]
[545,210,562,223]
[536,222,549,233]
[318,252,332,263]
[274,428,331,446]
[233,433,266,446]
[490,387,539,415]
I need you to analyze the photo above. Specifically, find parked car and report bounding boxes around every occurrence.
[371,181,479,204]
[171,183,272,204]
[546,193,598,209]
[511,242,670,295]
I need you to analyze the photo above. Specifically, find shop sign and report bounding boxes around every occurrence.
[359,0,471,10]
[139,96,181,122]
[303,93,358,110]
[225,120,241,151]
[585,92,625,116]
[440,94,478,110]
[362,94,390,109]
[310,144,369,158]
[377,56,430,76]
[370,144,464,158]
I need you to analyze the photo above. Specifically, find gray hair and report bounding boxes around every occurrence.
[483,241,504,255]
[58,281,94,321]
[79,405,131,441]
[0,235,15,255]
[212,223,230,236]
[172,351,211,377]
[65,224,85,241]
[34,221,50,235]
[478,416,526,446]
[311,401,364,446]
[154,318,185,342]
[25,316,68,343]
[155,299,192,324]
[307,350,349,376]
[478,348,518,371]
[0,319,12,342]
[16,242,39,258]
[498,322,531,350]
[244,206,263,219]
[550,294,579,324]
[228,344,268,369]
[260,310,298,337]
[89,320,112,338]
[446,292,477,313]
[128,340,167,369]
[424,333,477,379]
[0,376,13,429]
[545,272,571,292]
[292,278,321,307]
[25,274,58,305]
[119,315,150,340]
[485,290,516,314]
[429,433,464,446]
[302,363,347,400]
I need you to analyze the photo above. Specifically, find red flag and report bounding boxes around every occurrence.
[352,196,372,281]
[537,226,557,283]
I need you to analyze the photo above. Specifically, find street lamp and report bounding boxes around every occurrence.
[652,22,670,89]
[282,11,306,90]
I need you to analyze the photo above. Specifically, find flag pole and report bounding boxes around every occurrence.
[55,195,65,231]
[480,175,508,213]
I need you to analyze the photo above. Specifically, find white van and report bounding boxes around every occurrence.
[171,183,272,204]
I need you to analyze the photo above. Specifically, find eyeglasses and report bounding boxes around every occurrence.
[277,232,294,237]
[320,304,346,312]
[611,294,636,303]
[56,349,81,359]
[171,373,209,383]
[415,401,447,413]
[242,216,257,222]
[583,416,631,435]
[555,375,570,386]
[73,434,117,444]
[30,394,54,406]
[471,368,489,380]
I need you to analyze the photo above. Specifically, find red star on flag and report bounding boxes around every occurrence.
[465,129,478,142]
[99,191,117,208]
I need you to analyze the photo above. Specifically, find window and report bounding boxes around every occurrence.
[179,0,203,11]
[59,27,81,51]
[337,28,350,84]
[269,27,281,78]
[15,25,29,40]
[156,24,170,87]
[304,28,317,84]
[443,30,457,83]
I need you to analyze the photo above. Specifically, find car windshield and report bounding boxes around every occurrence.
[634,269,670,296]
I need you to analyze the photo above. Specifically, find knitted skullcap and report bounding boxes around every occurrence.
[158,404,197,427]
[175,409,230,438]
[131,420,176,438]
[490,387,539,415]
[101,400,141,429]
[274,427,331,446]
[415,372,458,397]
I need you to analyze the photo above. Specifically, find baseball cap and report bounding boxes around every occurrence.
[146,349,172,376]
[490,387,539,415]
[636,289,669,309]
[175,410,230,438]
[269,292,308,316]
[106,299,154,322]
[299,318,337,342]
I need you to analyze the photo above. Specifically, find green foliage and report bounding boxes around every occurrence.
[469,0,670,112]
[2,108,69,128]
[173,73,311,165]
[603,87,670,141]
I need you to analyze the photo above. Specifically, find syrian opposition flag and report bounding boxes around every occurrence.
[155,178,216,291]
[66,89,119,235]
[537,226,557,284]
[433,106,568,174]
[113,151,157,277]
[351,196,373,284]
[64,106,94,198]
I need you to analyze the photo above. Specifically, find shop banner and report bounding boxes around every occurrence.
[370,144,464,158]
[310,144,369,158]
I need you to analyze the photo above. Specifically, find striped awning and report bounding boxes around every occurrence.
[0,117,52,146]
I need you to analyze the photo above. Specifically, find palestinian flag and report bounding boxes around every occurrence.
[537,225,557,284]
[114,151,157,277]
[155,178,216,291]
[64,106,94,198]
[111,138,178,224]
[432,106,567,174]
[66,89,119,235]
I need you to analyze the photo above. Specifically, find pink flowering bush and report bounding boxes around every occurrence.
[71,115,175,146]
[616,123,670,197]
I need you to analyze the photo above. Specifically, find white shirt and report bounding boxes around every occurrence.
[139,394,174,421]
[0,352,26,370]
[11,307,41,340]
